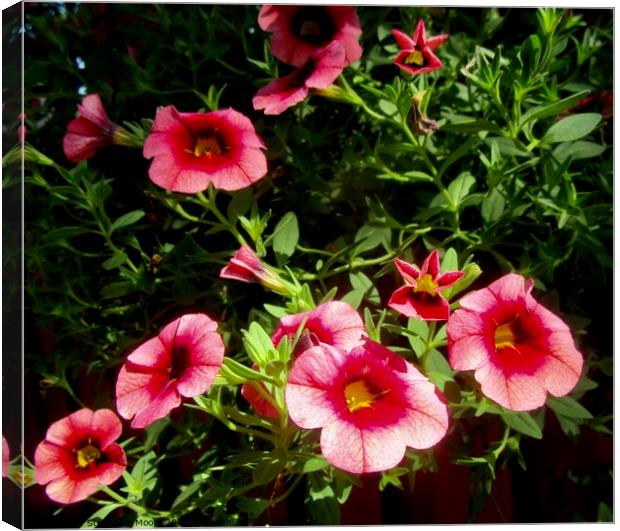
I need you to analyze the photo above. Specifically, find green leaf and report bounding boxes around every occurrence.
[272,211,299,264]
[110,210,145,233]
[307,474,340,525]
[438,136,478,177]
[546,396,593,419]
[542,113,601,144]
[441,119,501,134]
[440,248,458,273]
[353,223,391,254]
[485,137,531,157]
[500,410,543,439]
[552,141,606,163]
[242,321,276,367]
[520,90,590,125]
[218,357,263,384]
[301,456,330,474]
[102,251,128,270]
[80,503,122,528]
[252,448,286,485]
[46,226,96,241]
[100,281,134,299]
[236,497,270,519]
[227,188,253,223]
[447,173,476,206]
[597,502,613,523]
[481,188,506,223]
[171,481,202,512]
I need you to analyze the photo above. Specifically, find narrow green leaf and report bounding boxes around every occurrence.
[520,90,590,125]
[102,251,128,270]
[542,113,601,144]
[481,188,506,223]
[110,210,145,233]
[447,173,476,206]
[547,396,593,419]
[500,410,543,439]
[272,212,299,263]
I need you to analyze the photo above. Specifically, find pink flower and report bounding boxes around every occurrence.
[388,250,463,321]
[286,339,449,474]
[258,5,362,67]
[242,301,365,417]
[392,19,448,75]
[34,408,126,504]
[219,245,287,293]
[2,436,9,477]
[116,313,225,429]
[272,300,365,354]
[447,273,584,411]
[17,112,26,144]
[143,107,267,194]
[62,94,121,163]
[253,41,346,115]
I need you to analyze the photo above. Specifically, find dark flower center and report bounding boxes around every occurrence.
[169,344,191,380]
[291,7,335,44]
[74,438,101,468]
[188,131,226,158]
[344,376,389,413]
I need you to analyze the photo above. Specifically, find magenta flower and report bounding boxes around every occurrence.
[392,19,448,75]
[447,274,584,411]
[272,300,365,354]
[143,107,267,193]
[116,313,225,429]
[258,5,362,67]
[388,250,463,321]
[219,244,287,293]
[34,408,126,504]
[253,41,346,115]
[286,339,449,473]
[242,300,365,417]
[2,436,9,477]
[62,94,122,163]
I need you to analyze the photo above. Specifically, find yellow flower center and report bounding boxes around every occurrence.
[414,273,439,296]
[404,50,425,66]
[344,379,389,413]
[494,322,516,351]
[75,442,100,468]
[190,136,222,158]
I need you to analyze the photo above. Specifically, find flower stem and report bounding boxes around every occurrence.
[195,189,246,245]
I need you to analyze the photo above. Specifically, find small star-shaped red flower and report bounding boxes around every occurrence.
[388,249,463,321]
[392,19,448,75]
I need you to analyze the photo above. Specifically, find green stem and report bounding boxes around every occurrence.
[195,189,246,245]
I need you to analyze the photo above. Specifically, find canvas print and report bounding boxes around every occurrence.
[2,3,613,527]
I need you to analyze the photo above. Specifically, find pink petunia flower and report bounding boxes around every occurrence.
[272,300,365,354]
[2,436,9,477]
[392,19,448,75]
[447,273,584,411]
[253,41,346,115]
[286,338,449,474]
[62,94,123,163]
[219,244,288,294]
[258,5,362,67]
[143,107,267,194]
[116,313,225,429]
[242,301,365,417]
[388,250,463,321]
[34,408,126,504]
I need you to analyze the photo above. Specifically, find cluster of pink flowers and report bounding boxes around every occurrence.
[253,5,362,115]
[35,5,589,509]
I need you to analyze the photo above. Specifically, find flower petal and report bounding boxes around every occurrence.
[391,28,415,50]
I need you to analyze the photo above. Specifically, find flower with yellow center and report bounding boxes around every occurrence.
[344,379,389,413]
[75,441,100,468]
[404,49,425,66]
[414,273,439,296]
